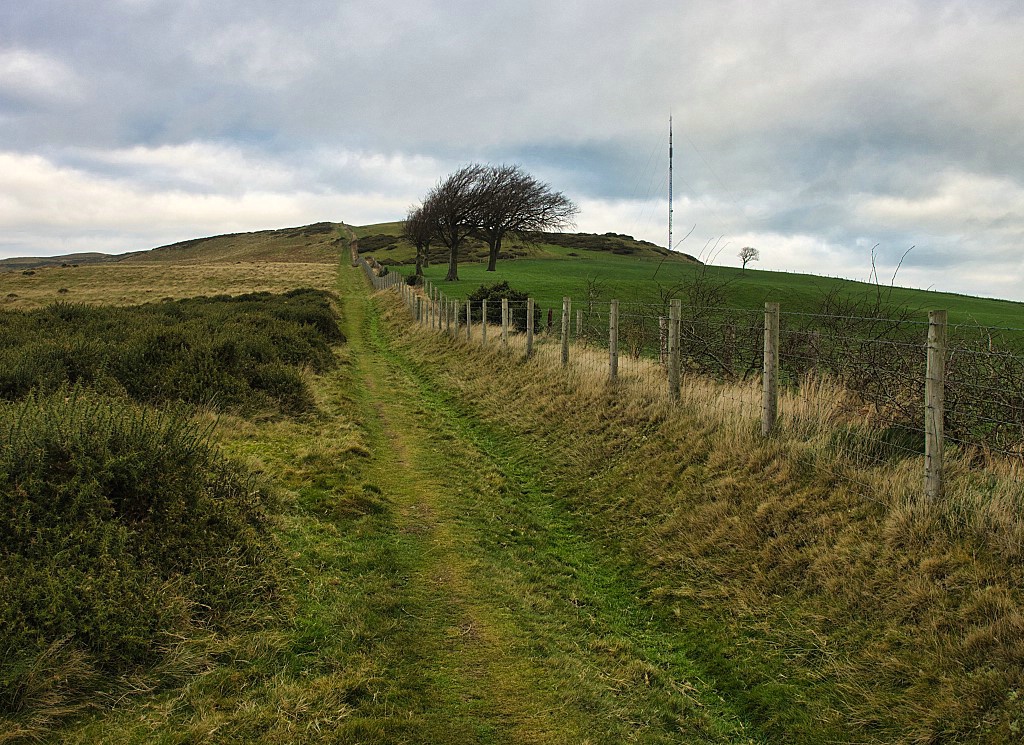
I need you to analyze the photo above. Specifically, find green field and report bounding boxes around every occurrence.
[354,222,1024,328]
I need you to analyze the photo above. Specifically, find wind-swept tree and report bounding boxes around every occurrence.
[403,204,434,279]
[475,164,578,272]
[739,246,759,271]
[422,164,487,282]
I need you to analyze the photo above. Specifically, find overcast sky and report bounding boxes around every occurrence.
[2,0,1022,301]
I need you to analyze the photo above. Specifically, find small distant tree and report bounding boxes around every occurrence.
[403,204,434,279]
[739,246,759,271]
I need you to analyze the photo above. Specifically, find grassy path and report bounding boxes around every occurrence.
[336,266,760,743]
[51,264,761,743]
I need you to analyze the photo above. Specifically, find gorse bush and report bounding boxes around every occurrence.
[0,388,281,722]
[467,281,541,332]
[0,289,338,732]
[0,289,343,414]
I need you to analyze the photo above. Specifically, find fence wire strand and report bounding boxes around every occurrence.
[361,263,1024,500]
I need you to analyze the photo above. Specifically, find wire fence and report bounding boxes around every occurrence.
[359,257,1024,501]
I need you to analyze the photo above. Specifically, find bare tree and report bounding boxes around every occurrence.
[738,246,759,271]
[422,164,487,282]
[403,204,433,280]
[474,164,578,272]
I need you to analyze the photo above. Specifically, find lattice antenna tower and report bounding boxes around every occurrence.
[668,115,674,252]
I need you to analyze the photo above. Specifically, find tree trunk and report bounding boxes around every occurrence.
[486,236,500,272]
[445,242,459,281]
[415,244,424,277]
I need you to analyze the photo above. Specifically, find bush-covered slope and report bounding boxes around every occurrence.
[0,289,343,415]
[0,287,347,737]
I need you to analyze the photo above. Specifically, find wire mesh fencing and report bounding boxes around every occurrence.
[946,321,1024,460]
[361,264,1024,499]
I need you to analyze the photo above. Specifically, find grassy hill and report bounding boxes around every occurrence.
[0,252,123,270]
[123,222,347,265]
[353,222,1024,328]
[0,223,347,272]
[0,223,346,309]
[9,218,1021,327]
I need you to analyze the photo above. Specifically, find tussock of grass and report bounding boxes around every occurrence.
[382,295,1024,743]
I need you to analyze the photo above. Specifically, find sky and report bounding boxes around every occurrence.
[1,0,1023,301]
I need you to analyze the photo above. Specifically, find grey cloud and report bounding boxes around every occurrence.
[1,0,1023,299]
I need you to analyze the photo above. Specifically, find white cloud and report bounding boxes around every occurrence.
[0,48,84,103]
[70,143,301,193]
[0,148,422,257]
[855,171,1024,235]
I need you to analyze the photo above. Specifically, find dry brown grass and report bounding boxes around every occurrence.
[0,220,345,309]
[120,223,345,265]
[0,261,337,309]
[385,290,1024,743]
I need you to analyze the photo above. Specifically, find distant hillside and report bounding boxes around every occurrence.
[0,252,126,270]
[0,223,347,271]
[121,222,346,264]
[2,222,685,273]
[351,222,698,266]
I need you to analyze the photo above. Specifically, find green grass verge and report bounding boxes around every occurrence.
[40,261,771,743]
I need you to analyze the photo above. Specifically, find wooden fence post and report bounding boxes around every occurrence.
[501,298,509,349]
[561,297,570,367]
[481,299,488,346]
[416,296,422,324]
[762,302,780,436]
[925,310,947,501]
[466,300,471,342]
[576,309,583,340]
[453,297,459,337]
[609,299,619,381]
[526,298,535,358]
[668,300,680,400]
